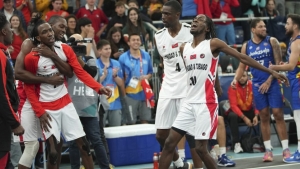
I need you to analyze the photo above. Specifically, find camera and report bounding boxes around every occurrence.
[66,37,93,56]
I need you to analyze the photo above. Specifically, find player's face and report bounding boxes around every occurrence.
[128,35,141,50]
[2,22,13,45]
[190,15,207,35]
[36,23,55,46]
[253,21,267,39]
[285,18,294,37]
[51,18,67,41]
[112,31,121,43]
[161,6,178,28]
[238,72,248,85]
[98,45,111,58]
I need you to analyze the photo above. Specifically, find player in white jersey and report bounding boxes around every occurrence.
[158,14,289,169]
[154,1,202,169]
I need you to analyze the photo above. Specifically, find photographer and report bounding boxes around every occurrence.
[66,34,110,169]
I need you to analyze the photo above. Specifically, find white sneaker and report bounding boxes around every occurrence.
[234,143,243,153]
[210,144,220,160]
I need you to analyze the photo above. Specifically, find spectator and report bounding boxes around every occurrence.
[45,0,69,21]
[0,12,24,169]
[210,0,240,46]
[35,0,68,19]
[220,70,259,153]
[262,0,279,17]
[106,1,127,35]
[122,8,153,51]
[1,0,27,31]
[8,15,27,66]
[16,0,34,25]
[67,34,111,169]
[76,0,103,10]
[285,0,300,15]
[181,0,197,19]
[76,0,109,42]
[97,40,125,127]
[118,33,153,124]
[65,14,79,40]
[27,11,40,37]
[128,0,152,23]
[77,17,98,58]
[144,0,162,21]
[65,0,75,13]
[106,27,129,60]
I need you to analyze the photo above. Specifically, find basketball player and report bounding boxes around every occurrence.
[154,1,202,168]
[233,18,290,162]
[158,14,288,169]
[269,14,300,163]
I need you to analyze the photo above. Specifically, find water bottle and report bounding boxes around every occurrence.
[153,153,158,169]
[226,64,233,73]
[217,64,223,75]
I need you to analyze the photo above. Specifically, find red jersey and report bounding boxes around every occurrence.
[210,0,239,25]
[45,10,69,22]
[76,4,109,42]
[23,42,103,117]
[16,0,31,24]
[11,33,23,60]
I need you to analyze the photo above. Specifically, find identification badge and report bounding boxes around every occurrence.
[85,86,94,96]
[220,12,228,23]
[106,84,115,98]
[129,77,139,88]
[223,100,230,112]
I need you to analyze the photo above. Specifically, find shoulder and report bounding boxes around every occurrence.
[111,59,120,66]
[269,37,279,45]
[182,23,191,28]
[155,28,166,36]
[141,50,151,58]
[119,52,127,62]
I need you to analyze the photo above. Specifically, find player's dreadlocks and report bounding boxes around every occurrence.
[30,14,47,46]
[204,15,217,40]
[0,13,8,30]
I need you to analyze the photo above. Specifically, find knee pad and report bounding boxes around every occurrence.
[185,134,195,149]
[82,137,91,156]
[19,141,39,167]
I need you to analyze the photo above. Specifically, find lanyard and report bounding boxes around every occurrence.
[129,50,143,76]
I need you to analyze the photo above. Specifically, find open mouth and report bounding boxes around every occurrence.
[49,37,55,42]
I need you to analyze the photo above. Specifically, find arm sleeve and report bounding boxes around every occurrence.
[23,54,46,117]
[209,1,219,13]
[35,0,50,12]
[62,45,103,93]
[228,86,244,117]
[0,54,20,129]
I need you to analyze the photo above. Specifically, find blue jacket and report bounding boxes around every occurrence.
[1,7,27,31]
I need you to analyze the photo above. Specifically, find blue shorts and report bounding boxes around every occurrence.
[252,81,283,110]
[289,78,300,110]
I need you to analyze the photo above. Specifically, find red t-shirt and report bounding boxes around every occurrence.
[16,0,31,24]
[11,33,23,60]
[45,10,69,22]
[76,6,109,42]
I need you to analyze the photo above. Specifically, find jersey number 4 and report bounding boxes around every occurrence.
[190,76,197,86]
[175,63,181,72]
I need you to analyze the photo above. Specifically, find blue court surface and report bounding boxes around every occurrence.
[60,145,300,169]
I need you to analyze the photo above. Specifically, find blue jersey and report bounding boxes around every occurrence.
[287,35,300,80]
[246,36,275,83]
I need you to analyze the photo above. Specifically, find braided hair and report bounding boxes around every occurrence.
[30,14,47,45]
[204,15,217,40]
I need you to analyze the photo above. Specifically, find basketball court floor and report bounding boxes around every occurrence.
[59,145,300,169]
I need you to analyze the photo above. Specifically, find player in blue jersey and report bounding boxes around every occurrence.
[269,14,300,163]
[232,18,291,162]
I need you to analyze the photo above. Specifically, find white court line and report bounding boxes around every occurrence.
[246,163,300,169]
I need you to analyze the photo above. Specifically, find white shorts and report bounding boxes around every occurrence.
[14,99,43,142]
[155,98,184,129]
[172,102,218,140]
[44,103,85,142]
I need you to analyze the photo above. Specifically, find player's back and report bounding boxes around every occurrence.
[246,36,275,83]
[155,23,193,98]
[287,35,300,80]
[183,40,218,104]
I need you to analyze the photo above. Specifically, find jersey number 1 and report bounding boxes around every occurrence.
[175,63,181,72]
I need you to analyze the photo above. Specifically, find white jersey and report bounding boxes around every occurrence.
[183,40,218,103]
[155,23,193,98]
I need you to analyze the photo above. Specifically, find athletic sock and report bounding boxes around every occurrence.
[178,149,185,159]
[263,140,272,150]
[219,147,226,156]
[173,157,184,167]
[281,139,289,150]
